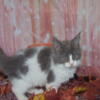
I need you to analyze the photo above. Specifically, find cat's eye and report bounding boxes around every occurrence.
[66,57,69,62]
[73,55,79,60]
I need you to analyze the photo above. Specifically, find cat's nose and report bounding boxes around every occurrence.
[70,63,74,66]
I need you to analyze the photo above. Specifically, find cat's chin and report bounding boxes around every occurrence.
[66,66,80,69]
[64,64,81,69]
[64,60,81,68]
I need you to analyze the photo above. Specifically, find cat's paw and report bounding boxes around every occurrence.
[16,95,28,100]
[46,85,52,91]
[34,89,44,95]
[46,85,58,93]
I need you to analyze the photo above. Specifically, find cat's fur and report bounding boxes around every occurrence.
[0,33,81,100]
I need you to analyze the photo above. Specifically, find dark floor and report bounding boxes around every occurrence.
[0,72,100,100]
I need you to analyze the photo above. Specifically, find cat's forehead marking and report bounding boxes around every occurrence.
[69,55,73,62]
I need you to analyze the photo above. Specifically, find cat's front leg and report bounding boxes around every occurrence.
[12,79,30,100]
[12,86,28,100]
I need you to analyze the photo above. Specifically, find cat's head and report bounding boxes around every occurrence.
[52,33,81,68]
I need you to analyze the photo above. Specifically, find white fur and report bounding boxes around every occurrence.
[11,48,81,100]
[65,55,81,68]
[46,63,76,92]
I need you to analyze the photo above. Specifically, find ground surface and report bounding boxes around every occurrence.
[0,72,100,100]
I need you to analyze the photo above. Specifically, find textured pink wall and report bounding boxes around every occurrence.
[0,0,100,76]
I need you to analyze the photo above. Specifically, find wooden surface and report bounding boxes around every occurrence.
[0,0,100,76]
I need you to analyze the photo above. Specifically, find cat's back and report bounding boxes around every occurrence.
[24,46,52,70]
[15,47,37,57]
[5,46,52,81]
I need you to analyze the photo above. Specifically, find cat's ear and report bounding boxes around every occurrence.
[72,32,81,46]
[52,37,62,49]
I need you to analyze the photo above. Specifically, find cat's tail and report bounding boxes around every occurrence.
[0,48,8,69]
[0,48,9,78]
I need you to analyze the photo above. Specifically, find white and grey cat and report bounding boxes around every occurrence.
[0,33,81,100]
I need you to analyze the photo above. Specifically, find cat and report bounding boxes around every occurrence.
[0,33,81,100]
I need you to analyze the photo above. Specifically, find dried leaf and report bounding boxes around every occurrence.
[33,94,45,100]
[73,87,87,94]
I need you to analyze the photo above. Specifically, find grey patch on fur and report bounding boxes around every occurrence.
[38,47,51,71]
[47,70,55,83]
[20,65,29,75]
[52,33,81,64]
[24,48,37,58]
[0,48,37,80]
[4,55,28,79]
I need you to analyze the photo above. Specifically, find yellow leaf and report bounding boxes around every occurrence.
[33,94,45,100]
[73,86,87,93]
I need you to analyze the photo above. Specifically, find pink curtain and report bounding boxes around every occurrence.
[0,0,100,76]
